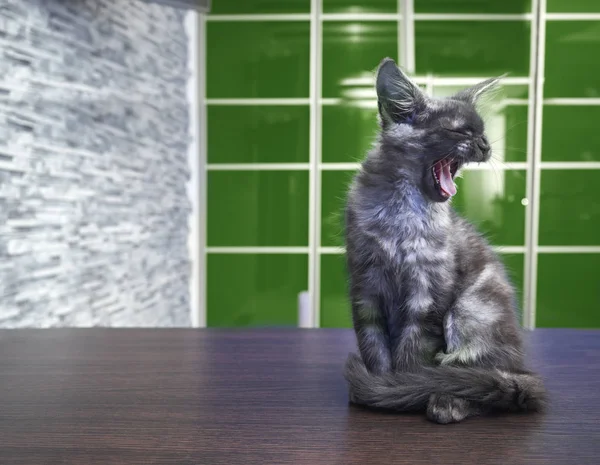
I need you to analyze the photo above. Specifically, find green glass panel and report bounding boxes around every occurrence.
[547,0,600,12]
[211,0,310,14]
[321,170,356,247]
[207,171,309,246]
[416,21,530,77]
[539,170,600,246]
[542,106,600,161]
[322,22,397,98]
[545,22,600,98]
[321,104,379,163]
[452,169,527,246]
[207,254,308,327]
[207,106,310,164]
[207,22,310,98]
[536,254,600,328]
[323,0,396,13]
[415,0,531,13]
[320,253,352,328]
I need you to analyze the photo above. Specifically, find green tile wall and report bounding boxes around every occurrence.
[207,171,309,247]
[203,1,600,329]
[415,0,532,13]
[207,22,310,98]
[547,0,600,12]
[536,254,600,328]
[323,0,396,13]
[544,21,600,98]
[322,22,397,98]
[321,105,379,163]
[538,170,600,246]
[207,254,308,327]
[415,21,530,77]
[542,106,600,162]
[207,106,310,164]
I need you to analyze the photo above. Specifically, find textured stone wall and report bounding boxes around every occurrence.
[0,0,192,327]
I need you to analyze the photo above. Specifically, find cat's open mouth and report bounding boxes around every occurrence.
[432,158,460,199]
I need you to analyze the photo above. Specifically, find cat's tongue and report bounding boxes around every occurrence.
[435,160,457,197]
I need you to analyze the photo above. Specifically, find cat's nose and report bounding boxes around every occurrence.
[477,136,490,155]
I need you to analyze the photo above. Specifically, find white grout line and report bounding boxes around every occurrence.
[308,0,323,328]
[538,246,600,253]
[206,247,310,254]
[203,12,600,22]
[400,0,415,73]
[319,246,345,254]
[205,245,600,254]
[546,13,600,20]
[206,98,310,105]
[527,0,547,330]
[319,162,529,171]
[206,14,311,21]
[197,13,207,328]
[204,161,600,171]
[319,246,527,254]
[414,13,532,21]
[541,162,600,169]
[544,98,600,106]
[522,0,540,331]
[321,13,402,21]
[206,163,310,170]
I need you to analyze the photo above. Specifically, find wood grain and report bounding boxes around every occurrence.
[0,329,598,464]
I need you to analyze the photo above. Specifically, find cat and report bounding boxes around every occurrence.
[343,58,546,424]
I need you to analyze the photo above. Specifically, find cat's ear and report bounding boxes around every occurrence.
[375,58,425,124]
[452,75,505,104]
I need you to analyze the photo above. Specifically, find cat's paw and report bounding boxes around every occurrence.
[426,394,471,424]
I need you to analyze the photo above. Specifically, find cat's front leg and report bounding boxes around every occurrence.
[352,299,392,375]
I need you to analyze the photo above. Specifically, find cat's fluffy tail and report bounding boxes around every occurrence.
[344,353,547,413]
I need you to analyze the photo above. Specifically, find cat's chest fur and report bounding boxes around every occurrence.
[350,186,455,316]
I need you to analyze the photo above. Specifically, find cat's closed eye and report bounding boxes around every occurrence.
[444,127,473,137]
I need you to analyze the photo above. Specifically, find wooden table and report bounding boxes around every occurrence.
[0,329,598,464]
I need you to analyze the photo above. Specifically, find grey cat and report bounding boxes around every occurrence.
[343,58,546,424]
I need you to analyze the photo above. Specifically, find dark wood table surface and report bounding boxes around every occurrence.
[0,329,598,464]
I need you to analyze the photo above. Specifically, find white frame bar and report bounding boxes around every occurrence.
[307,0,322,328]
[526,0,547,329]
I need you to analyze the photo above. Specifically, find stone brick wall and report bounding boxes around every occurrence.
[0,0,192,327]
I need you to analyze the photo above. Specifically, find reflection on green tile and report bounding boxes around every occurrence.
[320,253,352,328]
[208,171,309,246]
[415,0,531,13]
[547,0,600,12]
[452,169,527,246]
[322,104,379,163]
[207,22,310,98]
[322,22,397,98]
[208,106,310,164]
[536,254,600,328]
[323,0,396,13]
[211,0,310,14]
[502,105,529,163]
[542,106,600,161]
[321,170,356,247]
[416,21,530,77]
[207,254,308,327]
[499,253,525,319]
[539,170,600,245]
[545,22,600,98]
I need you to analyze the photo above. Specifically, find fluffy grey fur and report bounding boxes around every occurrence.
[343,58,546,424]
